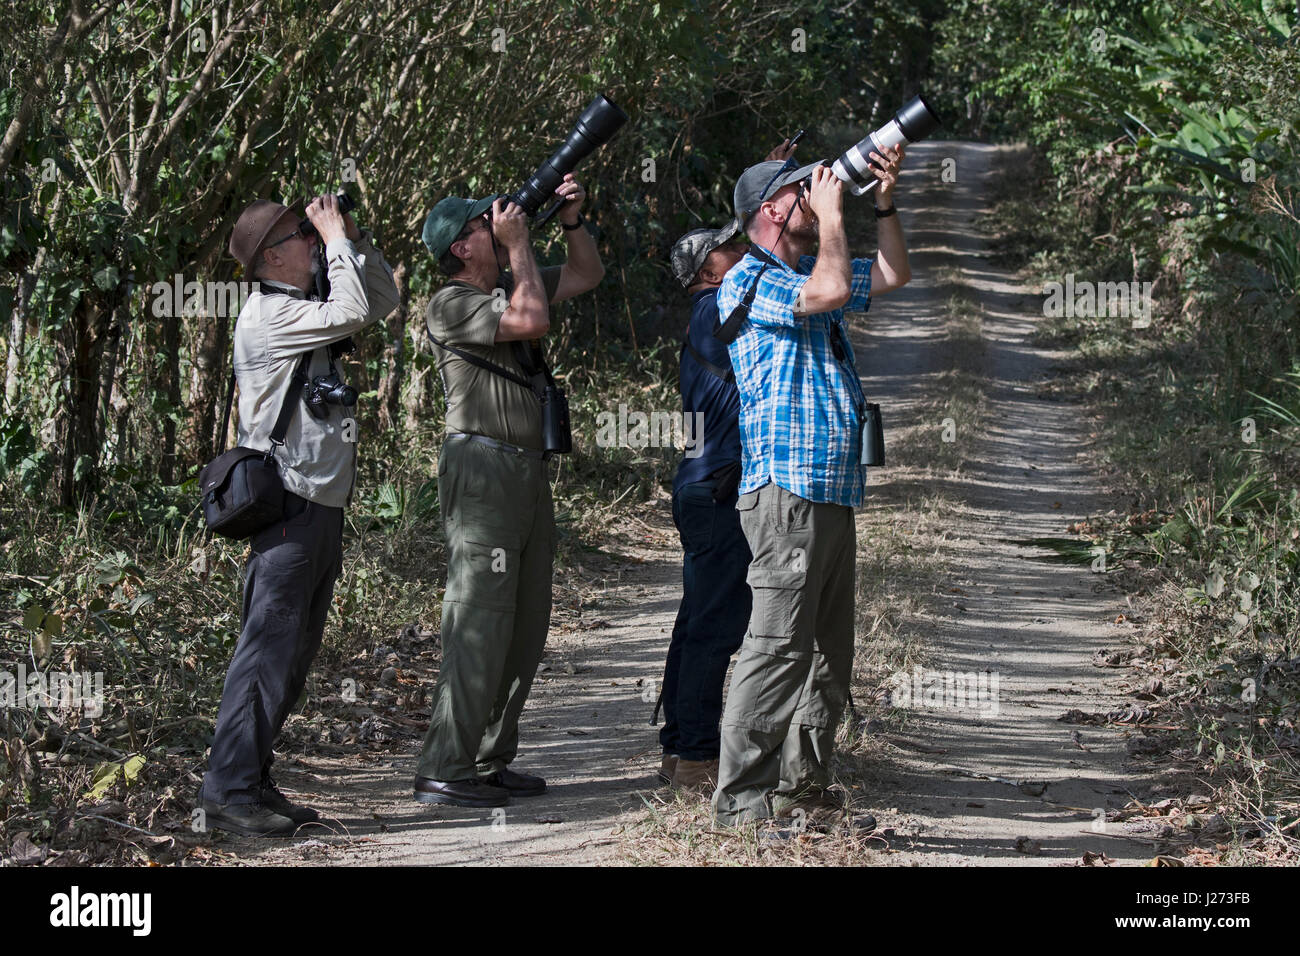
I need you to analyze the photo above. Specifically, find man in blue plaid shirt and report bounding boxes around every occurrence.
[711,147,911,829]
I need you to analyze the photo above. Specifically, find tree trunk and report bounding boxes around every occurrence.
[4,270,33,409]
[96,296,127,464]
[56,291,114,505]
[185,309,222,469]
[159,312,181,484]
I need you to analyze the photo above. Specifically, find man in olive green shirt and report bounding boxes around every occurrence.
[415,175,603,808]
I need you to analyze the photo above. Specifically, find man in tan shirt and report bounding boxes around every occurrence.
[200,194,398,836]
[414,176,603,807]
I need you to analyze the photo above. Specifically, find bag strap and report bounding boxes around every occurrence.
[682,338,735,384]
[425,323,561,404]
[269,352,314,449]
[217,366,237,454]
[215,349,309,454]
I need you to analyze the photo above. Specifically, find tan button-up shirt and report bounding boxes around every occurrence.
[233,231,399,507]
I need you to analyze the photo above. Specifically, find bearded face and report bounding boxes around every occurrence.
[783,185,819,243]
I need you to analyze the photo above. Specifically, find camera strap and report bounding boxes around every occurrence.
[424,326,547,401]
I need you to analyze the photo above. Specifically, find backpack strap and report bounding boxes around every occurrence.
[713,245,791,345]
[683,338,735,384]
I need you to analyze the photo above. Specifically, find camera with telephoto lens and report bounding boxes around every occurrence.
[509,94,628,224]
[828,94,942,195]
[302,372,358,419]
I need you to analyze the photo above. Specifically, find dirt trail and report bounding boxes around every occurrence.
[248,548,681,865]
[852,141,1153,864]
[242,140,1152,867]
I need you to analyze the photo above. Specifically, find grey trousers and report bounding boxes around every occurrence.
[712,483,857,825]
[417,435,555,782]
[202,494,343,805]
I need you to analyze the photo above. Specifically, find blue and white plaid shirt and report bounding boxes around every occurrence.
[716,246,873,507]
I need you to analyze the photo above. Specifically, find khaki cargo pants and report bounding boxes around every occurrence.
[417,435,555,782]
[712,482,857,825]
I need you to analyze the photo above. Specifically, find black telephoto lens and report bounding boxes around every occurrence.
[893,95,942,143]
[512,94,628,217]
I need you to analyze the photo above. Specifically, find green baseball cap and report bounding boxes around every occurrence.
[421,194,500,258]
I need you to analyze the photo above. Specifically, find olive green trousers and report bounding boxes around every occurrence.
[417,435,554,782]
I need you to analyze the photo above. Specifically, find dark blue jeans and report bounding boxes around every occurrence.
[659,477,753,761]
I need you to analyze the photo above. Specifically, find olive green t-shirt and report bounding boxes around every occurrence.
[426,266,562,450]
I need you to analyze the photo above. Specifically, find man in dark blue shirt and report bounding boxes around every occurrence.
[656,221,754,791]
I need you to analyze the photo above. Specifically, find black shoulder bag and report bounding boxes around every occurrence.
[425,327,572,455]
[198,351,313,539]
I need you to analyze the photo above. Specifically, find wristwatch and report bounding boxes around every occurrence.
[561,214,586,231]
[874,203,897,219]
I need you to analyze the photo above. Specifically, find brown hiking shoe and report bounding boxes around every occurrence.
[657,754,678,785]
[672,758,719,792]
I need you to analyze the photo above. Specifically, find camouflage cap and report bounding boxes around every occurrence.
[670,220,740,288]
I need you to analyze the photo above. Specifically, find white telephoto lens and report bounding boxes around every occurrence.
[869,118,908,153]
[832,142,878,196]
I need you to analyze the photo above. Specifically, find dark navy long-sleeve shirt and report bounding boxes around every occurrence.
[673,288,742,493]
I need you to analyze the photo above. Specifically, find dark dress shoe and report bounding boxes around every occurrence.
[201,800,298,837]
[481,767,546,797]
[413,776,509,807]
[260,780,320,824]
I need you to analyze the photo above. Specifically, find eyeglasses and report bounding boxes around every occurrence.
[263,228,308,250]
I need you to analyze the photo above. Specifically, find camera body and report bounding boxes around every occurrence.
[302,372,358,419]
[301,337,358,419]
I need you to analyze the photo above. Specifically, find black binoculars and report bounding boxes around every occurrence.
[298,192,356,239]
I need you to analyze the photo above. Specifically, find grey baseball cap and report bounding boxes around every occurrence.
[670,220,740,288]
[733,158,824,225]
